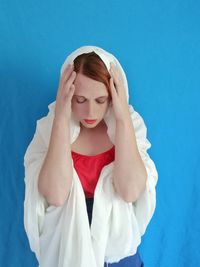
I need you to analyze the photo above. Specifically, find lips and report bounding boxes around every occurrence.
[84,119,97,124]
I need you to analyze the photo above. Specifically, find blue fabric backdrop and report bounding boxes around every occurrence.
[0,0,199,266]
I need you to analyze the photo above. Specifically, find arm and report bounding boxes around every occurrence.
[113,115,147,203]
[38,117,73,206]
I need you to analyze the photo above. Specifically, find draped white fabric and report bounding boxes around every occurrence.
[23,45,158,267]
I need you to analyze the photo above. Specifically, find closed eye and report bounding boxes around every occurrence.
[76,99,106,104]
[76,96,108,104]
[97,100,106,104]
[76,100,85,104]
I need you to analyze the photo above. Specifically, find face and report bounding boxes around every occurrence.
[71,73,111,129]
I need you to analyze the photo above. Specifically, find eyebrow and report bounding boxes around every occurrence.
[74,95,108,99]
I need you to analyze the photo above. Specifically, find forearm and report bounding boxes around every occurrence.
[113,115,147,203]
[38,117,73,206]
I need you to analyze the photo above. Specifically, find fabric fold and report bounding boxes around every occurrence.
[23,45,158,267]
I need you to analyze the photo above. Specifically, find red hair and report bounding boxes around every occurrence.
[73,52,111,99]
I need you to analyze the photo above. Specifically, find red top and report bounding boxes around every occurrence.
[71,145,115,198]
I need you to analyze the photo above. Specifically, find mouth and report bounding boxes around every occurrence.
[84,119,97,124]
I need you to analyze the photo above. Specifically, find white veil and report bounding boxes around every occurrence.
[23,45,158,267]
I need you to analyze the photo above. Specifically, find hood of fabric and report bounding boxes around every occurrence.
[44,45,133,147]
[23,45,158,267]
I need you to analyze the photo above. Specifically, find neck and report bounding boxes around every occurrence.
[80,119,107,135]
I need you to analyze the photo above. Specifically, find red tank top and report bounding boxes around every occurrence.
[71,145,115,198]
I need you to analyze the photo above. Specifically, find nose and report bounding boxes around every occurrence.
[86,101,96,118]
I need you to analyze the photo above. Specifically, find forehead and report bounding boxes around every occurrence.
[73,73,108,97]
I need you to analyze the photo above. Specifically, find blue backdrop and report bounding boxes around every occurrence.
[0,0,199,266]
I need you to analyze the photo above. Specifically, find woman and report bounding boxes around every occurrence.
[24,45,158,267]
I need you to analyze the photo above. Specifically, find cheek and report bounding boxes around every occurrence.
[72,102,110,118]
[96,103,109,113]
[71,103,84,116]
[103,101,110,112]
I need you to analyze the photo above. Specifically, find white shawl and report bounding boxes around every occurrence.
[23,45,158,267]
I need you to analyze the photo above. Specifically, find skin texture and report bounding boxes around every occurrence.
[71,63,148,203]
[38,62,148,205]
[71,72,111,132]
[38,64,76,206]
[109,62,148,202]
[71,71,113,155]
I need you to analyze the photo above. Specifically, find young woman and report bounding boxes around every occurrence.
[24,45,158,267]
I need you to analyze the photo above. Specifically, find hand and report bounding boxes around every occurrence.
[109,62,130,122]
[55,64,76,121]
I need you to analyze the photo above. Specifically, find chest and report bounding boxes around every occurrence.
[71,130,113,156]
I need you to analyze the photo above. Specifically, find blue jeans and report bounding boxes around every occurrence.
[85,197,144,267]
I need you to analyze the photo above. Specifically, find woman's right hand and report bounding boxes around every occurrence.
[54,64,76,121]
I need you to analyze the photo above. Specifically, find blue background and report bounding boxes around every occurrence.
[0,0,199,266]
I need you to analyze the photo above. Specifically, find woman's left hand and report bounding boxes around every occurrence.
[109,62,130,122]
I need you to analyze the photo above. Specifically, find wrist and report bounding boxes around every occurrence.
[116,112,131,124]
[53,115,70,127]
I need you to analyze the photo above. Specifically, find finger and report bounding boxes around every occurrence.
[110,77,118,98]
[61,64,73,80]
[66,84,76,99]
[111,63,123,85]
[63,71,77,95]
[59,64,74,89]
[110,66,120,88]
[62,64,74,81]
[111,66,125,98]
[110,72,118,91]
